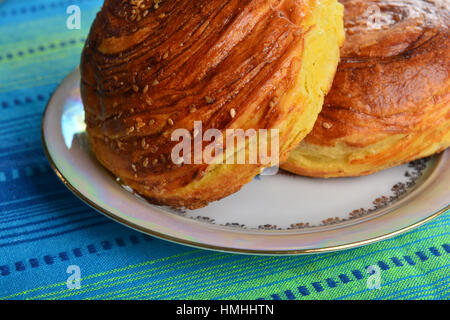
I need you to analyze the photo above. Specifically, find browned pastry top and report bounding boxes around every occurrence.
[83,2,306,171]
[81,0,343,208]
[305,0,450,147]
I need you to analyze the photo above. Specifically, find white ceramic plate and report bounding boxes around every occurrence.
[42,68,450,255]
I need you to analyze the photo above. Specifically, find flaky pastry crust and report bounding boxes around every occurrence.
[282,0,450,177]
[81,0,344,208]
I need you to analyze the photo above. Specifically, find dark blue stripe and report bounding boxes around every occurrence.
[352,270,364,280]
[101,241,112,250]
[29,258,39,268]
[0,220,112,247]
[339,274,351,283]
[416,251,428,262]
[15,261,25,271]
[0,0,99,17]
[73,248,83,257]
[115,238,126,247]
[326,278,337,288]
[87,244,97,254]
[0,265,10,276]
[403,256,416,266]
[378,261,390,270]
[44,255,54,265]
[0,112,42,129]
[0,191,76,215]
[391,257,403,266]
[59,252,69,261]
[0,38,85,62]
[0,233,149,276]
[0,215,105,240]
[0,210,92,230]
[429,247,441,257]
[130,235,140,245]
[284,290,295,300]
[312,282,323,292]
[297,286,309,296]
[0,203,86,223]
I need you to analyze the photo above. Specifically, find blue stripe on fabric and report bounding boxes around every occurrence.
[284,290,295,300]
[0,196,76,216]
[0,215,106,240]
[391,257,403,267]
[0,265,10,276]
[0,190,68,207]
[15,261,25,271]
[377,261,390,270]
[429,247,441,257]
[336,264,450,300]
[376,276,450,300]
[311,282,324,292]
[0,210,93,231]
[326,278,338,288]
[415,251,429,262]
[0,232,154,275]
[397,284,450,300]
[0,201,85,223]
[58,252,69,261]
[297,286,310,296]
[0,0,102,24]
[0,38,86,62]
[29,258,39,268]
[104,254,308,300]
[403,256,416,265]
[339,274,352,283]
[149,239,449,300]
[0,220,112,248]
[212,233,450,300]
[443,244,450,253]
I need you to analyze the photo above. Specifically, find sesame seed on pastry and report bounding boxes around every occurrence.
[81,0,345,208]
[282,0,450,178]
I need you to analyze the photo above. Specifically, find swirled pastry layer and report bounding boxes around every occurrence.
[282,0,450,177]
[81,0,344,208]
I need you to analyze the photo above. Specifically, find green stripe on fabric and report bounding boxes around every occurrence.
[0,249,200,300]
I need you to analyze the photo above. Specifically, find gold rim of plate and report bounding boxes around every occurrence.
[40,68,450,255]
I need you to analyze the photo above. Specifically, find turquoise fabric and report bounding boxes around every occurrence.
[0,0,448,300]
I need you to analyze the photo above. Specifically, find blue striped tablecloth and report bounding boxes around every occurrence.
[0,0,448,300]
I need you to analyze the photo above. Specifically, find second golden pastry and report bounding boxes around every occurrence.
[282,0,450,178]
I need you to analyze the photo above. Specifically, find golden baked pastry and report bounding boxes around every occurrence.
[81,0,344,208]
[282,0,450,178]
